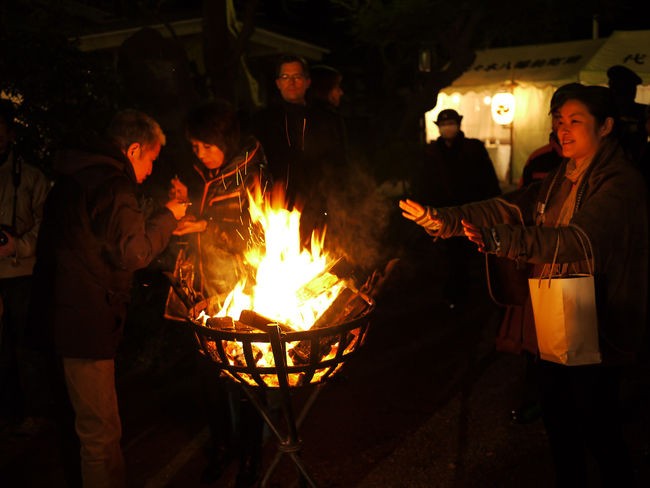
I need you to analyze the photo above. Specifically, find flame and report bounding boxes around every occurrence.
[212,185,346,331]
[196,185,354,387]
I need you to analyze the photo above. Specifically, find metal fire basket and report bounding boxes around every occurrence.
[187,290,374,487]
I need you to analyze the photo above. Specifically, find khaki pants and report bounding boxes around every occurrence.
[63,358,125,488]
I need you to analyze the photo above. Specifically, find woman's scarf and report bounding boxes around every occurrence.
[555,156,593,226]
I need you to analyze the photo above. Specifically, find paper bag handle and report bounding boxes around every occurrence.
[537,227,594,288]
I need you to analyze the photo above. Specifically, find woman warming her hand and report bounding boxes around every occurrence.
[400,84,647,487]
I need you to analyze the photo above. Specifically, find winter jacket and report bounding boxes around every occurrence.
[31,137,177,359]
[0,152,50,279]
[412,132,501,207]
[432,139,647,364]
[192,136,270,298]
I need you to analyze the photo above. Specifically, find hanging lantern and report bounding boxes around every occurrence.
[491,92,515,125]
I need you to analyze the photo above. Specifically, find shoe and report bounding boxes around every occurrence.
[510,401,542,424]
[200,448,232,484]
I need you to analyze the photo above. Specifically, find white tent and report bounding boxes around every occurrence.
[426,30,650,186]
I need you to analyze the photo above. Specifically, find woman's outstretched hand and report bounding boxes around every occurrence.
[399,199,442,232]
[399,199,425,221]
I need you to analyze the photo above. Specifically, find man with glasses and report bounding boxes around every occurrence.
[251,54,346,240]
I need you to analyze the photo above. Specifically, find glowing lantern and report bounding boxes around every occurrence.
[491,92,515,125]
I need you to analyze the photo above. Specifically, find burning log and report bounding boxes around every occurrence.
[238,309,294,333]
[205,316,235,330]
[288,288,371,365]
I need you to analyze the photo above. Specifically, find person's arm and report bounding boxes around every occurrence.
[400,194,529,239]
[108,184,179,271]
[475,163,646,267]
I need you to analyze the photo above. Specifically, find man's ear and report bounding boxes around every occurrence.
[125,142,140,161]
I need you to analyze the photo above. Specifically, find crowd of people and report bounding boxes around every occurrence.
[1,52,650,488]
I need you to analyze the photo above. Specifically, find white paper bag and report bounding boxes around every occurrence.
[528,273,601,365]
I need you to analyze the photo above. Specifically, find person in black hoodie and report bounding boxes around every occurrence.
[31,109,187,487]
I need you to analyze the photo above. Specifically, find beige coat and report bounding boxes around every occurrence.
[0,153,50,279]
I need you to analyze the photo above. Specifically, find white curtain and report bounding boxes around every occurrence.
[512,85,555,182]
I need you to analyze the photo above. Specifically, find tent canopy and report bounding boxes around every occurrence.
[432,30,650,186]
[580,30,650,85]
[446,30,650,93]
[448,38,605,92]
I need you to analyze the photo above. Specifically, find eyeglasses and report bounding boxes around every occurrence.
[277,74,307,82]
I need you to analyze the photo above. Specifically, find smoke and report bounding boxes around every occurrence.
[321,159,396,277]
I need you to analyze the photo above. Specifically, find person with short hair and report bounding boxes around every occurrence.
[519,83,583,188]
[165,99,271,487]
[31,109,187,488]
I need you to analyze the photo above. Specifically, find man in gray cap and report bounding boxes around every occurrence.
[607,64,647,162]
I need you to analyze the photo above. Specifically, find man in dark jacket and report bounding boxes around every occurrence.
[607,65,648,164]
[412,109,501,307]
[250,54,346,241]
[32,110,187,487]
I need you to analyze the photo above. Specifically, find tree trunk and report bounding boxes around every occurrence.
[203,0,258,104]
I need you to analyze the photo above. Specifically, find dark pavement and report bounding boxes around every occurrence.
[2,234,650,487]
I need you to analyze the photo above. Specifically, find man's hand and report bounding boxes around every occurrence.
[166,199,190,220]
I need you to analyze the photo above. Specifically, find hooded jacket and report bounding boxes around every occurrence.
[32,137,177,358]
[432,139,647,364]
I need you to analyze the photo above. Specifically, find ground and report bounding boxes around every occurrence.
[1,226,650,487]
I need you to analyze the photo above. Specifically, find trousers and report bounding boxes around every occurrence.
[63,357,126,488]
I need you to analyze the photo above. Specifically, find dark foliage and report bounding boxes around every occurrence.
[0,28,120,175]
